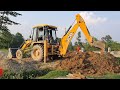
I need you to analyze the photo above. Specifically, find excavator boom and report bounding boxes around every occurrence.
[59,14,105,56]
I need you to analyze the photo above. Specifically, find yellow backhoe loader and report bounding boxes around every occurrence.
[7,14,105,62]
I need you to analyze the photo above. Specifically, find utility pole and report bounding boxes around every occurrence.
[65,28,66,34]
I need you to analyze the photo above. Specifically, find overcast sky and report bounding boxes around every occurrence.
[8,11,120,44]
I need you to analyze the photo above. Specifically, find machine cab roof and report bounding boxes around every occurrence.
[33,24,57,30]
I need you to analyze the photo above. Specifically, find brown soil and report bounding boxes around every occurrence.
[56,51,120,76]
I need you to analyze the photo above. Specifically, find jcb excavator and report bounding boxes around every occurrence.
[7,14,105,62]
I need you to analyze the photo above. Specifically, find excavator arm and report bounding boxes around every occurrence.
[59,14,105,56]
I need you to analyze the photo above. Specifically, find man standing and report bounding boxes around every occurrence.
[76,45,81,54]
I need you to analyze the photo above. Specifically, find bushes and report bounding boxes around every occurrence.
[0,32,24,49]
[83,43,100,51]
[0,69,51,79]
[0,69,69,79]
[38,70,69,79]
[105,41,120,51]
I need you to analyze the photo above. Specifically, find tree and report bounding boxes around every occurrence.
[0,11,22,48]
[68,42,74,51]
[0,30,13,48]
[76,31,83,47]
[10,32,24,48]
[0,11,21,26]
[83,36,100,51]
[101,35,112,42]
[74,41,78,46]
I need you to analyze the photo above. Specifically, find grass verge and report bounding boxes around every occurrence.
[38,70,69,79]
[87,73,120,79]
[0,49,8,54]
[0,69,51,79]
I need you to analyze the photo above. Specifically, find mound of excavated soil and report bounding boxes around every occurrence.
[56,51,120,76]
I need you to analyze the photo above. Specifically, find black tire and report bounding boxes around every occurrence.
[31,45,43,61]
[16,49,23,60]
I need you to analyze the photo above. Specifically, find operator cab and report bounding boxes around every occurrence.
[32,24,57,44]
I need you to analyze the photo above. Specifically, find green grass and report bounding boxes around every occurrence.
[38,70,69,79]
[0,69,69,79]
[116,57,120,61]
[0,49,8,54]
[0,69,51,79]
[87,73,120,79]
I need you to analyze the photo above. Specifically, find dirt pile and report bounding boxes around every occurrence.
[56,51,120,76]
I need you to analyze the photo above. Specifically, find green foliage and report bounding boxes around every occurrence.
[101,35,112,42]
[101,35,120,51]
[68,42,74,51]
[83,43,100,51]
[0,11,22,49]
[88,73,120,79]
[0,11,21,26]
[74,31,83,50]
[10,32,24,48]
[84,35,120,51]
[0,30,13,48]
[105,41,120,51]
[76,31,82,46]
[0,69,69,79]
[0,32,24,48]
[0,49,8,54]
[82,36,99,51]
[56,37,61,43]
[74,41,78,46]
[77,31,81,42]
[0,69,51,79]
[39,70,69,79]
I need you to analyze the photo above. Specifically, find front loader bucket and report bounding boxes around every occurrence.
[7,48,18,59]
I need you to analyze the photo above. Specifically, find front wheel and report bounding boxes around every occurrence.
[31,45,43,61]
[16,49,23,60]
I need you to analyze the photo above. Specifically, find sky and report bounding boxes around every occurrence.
[8,11,120,44]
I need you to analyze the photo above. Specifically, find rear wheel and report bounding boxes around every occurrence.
[16,49,23,60]
[31,45,43,61]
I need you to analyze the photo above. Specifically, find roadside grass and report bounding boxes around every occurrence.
[0,49,8,54]
[116,57,120,61]
[0,69,69,79]
[38,70,69,79]
[0,69,51,79]
[87,73,120,79]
